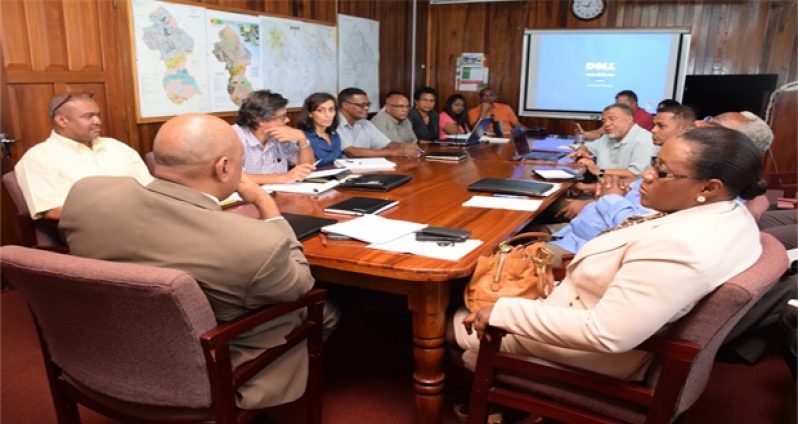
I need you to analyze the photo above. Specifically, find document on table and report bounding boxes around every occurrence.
[334,157,397,171]
[462,195,544,212]
[259,179,340,194]
[367,233,484,261]
[321,214,427,244]
[534,169,578,180]
[482,136,510,144]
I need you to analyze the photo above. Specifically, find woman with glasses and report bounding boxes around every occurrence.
[407,86,440,142]
[232,90,316,184]
[439,94,470,140]
[296,92,342,166]
[456,126,767,381]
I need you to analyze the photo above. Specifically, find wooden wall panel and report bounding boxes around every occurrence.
[23,1,70,71]
[1,1,33,70]
[428,0,798,137]
[62,0,104,71]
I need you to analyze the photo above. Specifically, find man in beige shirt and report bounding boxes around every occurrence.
[14,92,152,219]
[371,92,418,144]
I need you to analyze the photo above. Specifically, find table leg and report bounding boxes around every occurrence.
[408,282,450,424]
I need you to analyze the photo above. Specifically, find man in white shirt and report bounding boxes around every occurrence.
[14,92,152,219]
[569,103,654,180]
[336,87,420,158]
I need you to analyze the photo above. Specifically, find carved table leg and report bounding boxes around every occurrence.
[408,282,450,424]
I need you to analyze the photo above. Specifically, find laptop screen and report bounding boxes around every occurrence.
[511,128,530,154]
[466,116,493,145]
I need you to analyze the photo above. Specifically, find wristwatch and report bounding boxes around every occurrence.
[598,169,606,178]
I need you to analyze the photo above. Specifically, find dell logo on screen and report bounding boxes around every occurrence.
[585,62,616,71]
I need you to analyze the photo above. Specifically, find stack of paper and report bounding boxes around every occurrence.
[482,136,510,144]
[335,157,396,171]
[534,169,578,180]
[367,234,483,261]
[321,214,426,244]
[259,179,340,194]
[462,196,544,211]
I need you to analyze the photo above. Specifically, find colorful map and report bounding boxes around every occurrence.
[131,0,208,118]
[143,7,201,104]
[261,17,337,108]
[207,11,262,112]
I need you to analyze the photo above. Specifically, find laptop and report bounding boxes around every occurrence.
[282,213,337,241]
[511,127,568,162]
[433,117,493,147]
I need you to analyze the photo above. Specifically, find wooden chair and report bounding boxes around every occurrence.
[0,245,325,424]
[1,171,66,251]
[465,232,788,424]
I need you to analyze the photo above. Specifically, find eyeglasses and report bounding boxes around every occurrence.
[48,92,94,118]
[387,103,410,109]
[344,101,371,109]
[649,157,701,180]
[269,112,289,122]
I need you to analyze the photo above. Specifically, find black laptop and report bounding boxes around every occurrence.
[282,213,337,241]
[433,117,493,147]
[511,128,568,162]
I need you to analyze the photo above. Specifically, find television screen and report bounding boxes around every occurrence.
[682,74,778,119]
[519,29,691,120]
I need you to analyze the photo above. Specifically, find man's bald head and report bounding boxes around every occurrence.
[152,114,242,198]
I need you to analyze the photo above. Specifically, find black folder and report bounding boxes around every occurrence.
[282,213,337,241]
[336,173,411,192]
[467,178,555,197]
[323,197,399,216]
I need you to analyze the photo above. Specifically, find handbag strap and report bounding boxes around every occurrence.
[500,232,550,247]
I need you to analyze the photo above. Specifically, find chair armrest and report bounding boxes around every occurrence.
[200,288,326,347]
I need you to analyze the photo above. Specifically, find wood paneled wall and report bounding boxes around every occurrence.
[128,0,429,154]
[427,0,798,136]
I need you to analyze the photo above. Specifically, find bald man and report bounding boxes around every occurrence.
[60,113,334,409]
[15,92,152,220]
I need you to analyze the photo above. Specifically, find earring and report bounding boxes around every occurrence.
[696,195,706,203]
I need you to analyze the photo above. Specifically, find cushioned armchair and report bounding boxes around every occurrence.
[0,245,325,424]
[1,171,66,251]
[465,232,788,424]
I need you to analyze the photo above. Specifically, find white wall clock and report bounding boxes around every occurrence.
[571,0,605,21]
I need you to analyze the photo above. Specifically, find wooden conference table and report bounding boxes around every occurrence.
[231,137,577,423]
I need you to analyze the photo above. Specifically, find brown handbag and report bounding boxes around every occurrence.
[464,232,554,312]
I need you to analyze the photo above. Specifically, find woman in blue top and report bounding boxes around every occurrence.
[296,92,342,166]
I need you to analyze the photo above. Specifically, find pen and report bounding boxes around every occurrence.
[318,233,328,247]
[314,159,322,166]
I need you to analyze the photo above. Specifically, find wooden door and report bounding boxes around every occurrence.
[0,0,132,245]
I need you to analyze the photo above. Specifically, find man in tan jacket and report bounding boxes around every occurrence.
[59,113,336,409]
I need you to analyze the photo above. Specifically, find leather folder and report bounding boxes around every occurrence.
[336,173,412,192]
[467,178,554,197]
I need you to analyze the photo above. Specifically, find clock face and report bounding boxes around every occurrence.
[572,0,605,21]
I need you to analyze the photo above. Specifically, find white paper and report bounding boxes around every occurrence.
[367,233,483,261]
[321,214,427,244]
[540,182,562,197]
[788,248,798,264]
[534,169,577,180]
[259,179,340,194]
[482,136,510,144]
[219,192,243,206]
[462,195,543,212]
[334,157,396,171]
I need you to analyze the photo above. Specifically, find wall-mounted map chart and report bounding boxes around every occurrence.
[261,17,337,108]
[131,0,209,119]
[206,10,262,112]
[338,14,380,113]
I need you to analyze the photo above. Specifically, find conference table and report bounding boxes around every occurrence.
[231,136,578,423]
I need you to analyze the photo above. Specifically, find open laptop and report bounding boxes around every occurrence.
[433,117,493,147]
[511,127,568,162]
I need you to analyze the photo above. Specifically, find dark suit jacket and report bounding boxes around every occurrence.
[60,176,315,409]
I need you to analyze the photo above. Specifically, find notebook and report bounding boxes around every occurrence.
[511,127,568,162]
[336,173,412,192]
[424,152,467,162]
[303,168,352,183]
[323,197,399,216]
[467,178,555,197]
[433,117,493,147]
[282,213,338,241]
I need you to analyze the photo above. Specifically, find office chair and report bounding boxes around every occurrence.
[2,171,66,250]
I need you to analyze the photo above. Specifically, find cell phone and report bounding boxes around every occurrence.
[415,233,466,243]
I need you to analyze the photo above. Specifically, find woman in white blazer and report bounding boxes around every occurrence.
[456,126,768,381]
